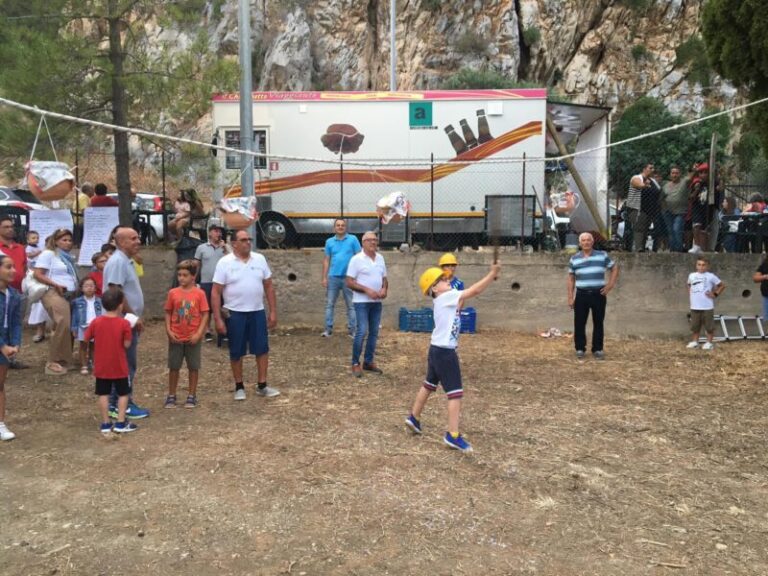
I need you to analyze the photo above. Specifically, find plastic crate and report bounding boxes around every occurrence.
[399,307,434,332]
[399,306,477,334]
[460,307,477,334]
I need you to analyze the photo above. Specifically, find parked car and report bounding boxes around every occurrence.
[107,193,171,243]
[0,186,49,242]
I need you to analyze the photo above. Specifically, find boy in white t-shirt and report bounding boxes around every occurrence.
[687,257,725,350]
[405,262,500,453]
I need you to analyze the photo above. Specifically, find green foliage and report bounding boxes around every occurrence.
[454,32,489,56]
[675,36,712,88]
[631,45,649,61]
[734,131,763,174]
[609,97,731,195]
[703,0,768,152]
[421,0,442,12]
[441,68,539,90]
[522,26,541,47]
[616,0,652,11]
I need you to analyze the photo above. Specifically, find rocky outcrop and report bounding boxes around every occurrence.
[202,0,738,118]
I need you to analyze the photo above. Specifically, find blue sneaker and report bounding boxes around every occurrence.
[444,432,473,453]
[99,422,112,434]
[405,414,422,434]
[113,421,138,433]
[126,401,150,420]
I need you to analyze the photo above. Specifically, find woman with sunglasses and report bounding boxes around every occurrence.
[34,229,78,375]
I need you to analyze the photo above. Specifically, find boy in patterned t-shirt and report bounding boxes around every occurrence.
[405,262,500,453]
[164,260,209,408]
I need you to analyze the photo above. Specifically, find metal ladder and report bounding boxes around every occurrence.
[697,315,766,343]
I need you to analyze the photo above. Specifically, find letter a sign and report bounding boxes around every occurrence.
[409,102,433,128]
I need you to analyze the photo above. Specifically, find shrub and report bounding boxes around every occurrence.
[676,36,712,88]
[421,0,441,12]
[522,26,541,47]
[455,32,489,56]
[631,44,649,61]
[441,68,538,90]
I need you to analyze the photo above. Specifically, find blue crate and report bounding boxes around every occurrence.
[398,307,434,332]
[399,306,477,333]
[460,307,477,334]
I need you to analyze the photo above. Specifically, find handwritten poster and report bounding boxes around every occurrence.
[29,210,74,249]
[78,207,119,265]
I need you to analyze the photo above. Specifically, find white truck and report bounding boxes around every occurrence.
[211,89,608,248]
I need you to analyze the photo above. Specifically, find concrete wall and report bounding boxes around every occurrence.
[133,247,765,338]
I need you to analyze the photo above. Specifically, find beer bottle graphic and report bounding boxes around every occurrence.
[477,109,493,144]
[460,119,479,149]
[444,124,468,155]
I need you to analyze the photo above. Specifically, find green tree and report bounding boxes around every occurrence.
[0,1,237,224]
[702,0,768,154]
[609,97,730,195]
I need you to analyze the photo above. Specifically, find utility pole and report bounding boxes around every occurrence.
[390,0,396,91]
[238,0,255,237]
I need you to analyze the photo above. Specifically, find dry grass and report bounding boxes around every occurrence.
[1,323,768,575]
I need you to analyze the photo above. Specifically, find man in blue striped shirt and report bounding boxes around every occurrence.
[567,233,619,360]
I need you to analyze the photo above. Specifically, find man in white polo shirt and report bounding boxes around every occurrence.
[211,229,280,400]
[346,231,388,377]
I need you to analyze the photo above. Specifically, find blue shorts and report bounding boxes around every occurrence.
[225,310,269,361]
[423,345,463,399]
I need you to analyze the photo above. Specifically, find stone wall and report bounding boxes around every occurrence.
[136,247,764,338]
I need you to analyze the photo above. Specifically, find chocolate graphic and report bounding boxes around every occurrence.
[321,124,365,154]
[477,109,493,143]
[444,124,468,155]
[460,119,479,149]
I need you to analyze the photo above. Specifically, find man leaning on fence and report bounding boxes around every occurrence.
[626,163,654,252]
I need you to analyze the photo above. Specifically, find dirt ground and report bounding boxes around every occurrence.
[1,322,767,576]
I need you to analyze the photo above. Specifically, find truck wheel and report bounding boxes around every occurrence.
[258,212,298,248]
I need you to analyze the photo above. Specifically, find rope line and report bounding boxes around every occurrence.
[2,94,767,168]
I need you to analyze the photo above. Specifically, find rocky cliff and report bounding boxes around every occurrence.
[200,0,738,117]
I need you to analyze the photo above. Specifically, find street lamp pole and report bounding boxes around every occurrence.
[238,0,255,237]
[390,0,396,91]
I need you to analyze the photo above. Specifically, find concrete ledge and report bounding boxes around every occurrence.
[133,246,765,338]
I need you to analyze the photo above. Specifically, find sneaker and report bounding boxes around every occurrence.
[351,364,362,378]
[363,362,383,374]
[99,422,112,435]
[184,395,197,408]
[444,432,473,453]
[0,423,16,441]
[688,244,702,254]
[702,342,715,351]
[593,351,605,360]
[686,341,700,349]
[113,421,138,433]
[405,414,422,435]
[321,330,332,338]
[234,388,246,401]
[126,402,150,420]
[348,328,355,338]
[255,386,280,398]
[575,350,586,359]
[204,332,213,343]
[164,395,177,409]
[108,406,118,419]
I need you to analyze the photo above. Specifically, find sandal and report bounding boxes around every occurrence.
[164,395,177,409]
[44,363,67,376]
[80,366,89,375]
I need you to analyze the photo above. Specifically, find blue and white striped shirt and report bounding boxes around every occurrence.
[568,250,615,289]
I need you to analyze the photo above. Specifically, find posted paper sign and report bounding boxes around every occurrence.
[78,207,119,265]
[29,210,74,249]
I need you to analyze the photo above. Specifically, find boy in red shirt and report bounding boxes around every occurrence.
[164,260,209,408]
[84,287,137,434]
[88,251,107,296]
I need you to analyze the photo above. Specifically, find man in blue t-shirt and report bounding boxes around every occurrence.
[566,232,619,360]
[321,219,361,337]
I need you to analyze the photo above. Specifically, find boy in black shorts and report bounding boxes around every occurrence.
[405,261,500,453]
[84,287,137,434]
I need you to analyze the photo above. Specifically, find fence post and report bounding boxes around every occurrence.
[161,150,167,241]
[521,152,526,246]
[430,152,434,245]
[340,152,344,218]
